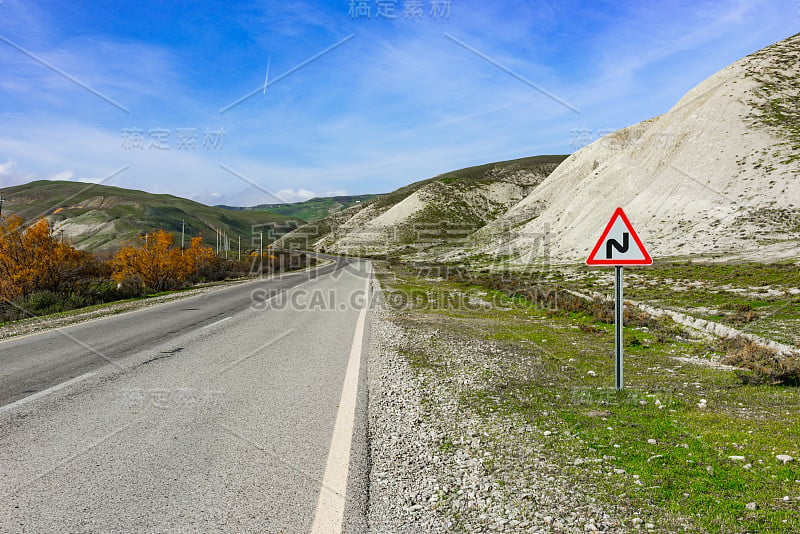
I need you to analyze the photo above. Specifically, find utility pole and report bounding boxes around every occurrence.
[238,235,241,261]
[259,232,264,278]
[0,191,5,219]
[181,220,186,251]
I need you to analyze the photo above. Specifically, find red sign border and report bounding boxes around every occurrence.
[586,207,653,266]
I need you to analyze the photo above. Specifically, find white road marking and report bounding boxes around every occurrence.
[0,372,96,414]
[203,316,232,329]
[310,263,371,534]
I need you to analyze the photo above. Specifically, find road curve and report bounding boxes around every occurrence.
[0,258,372,533]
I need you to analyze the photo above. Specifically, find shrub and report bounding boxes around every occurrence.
[722,336,800,386]
[722,309,761,326]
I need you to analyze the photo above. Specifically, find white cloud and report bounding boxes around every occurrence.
[276,188,318,203]
[0,160,16,175]
[324,189,348,197]
[49,170,74,181]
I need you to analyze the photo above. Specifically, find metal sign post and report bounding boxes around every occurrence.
[586,208,652,391]
[614,265,624,390]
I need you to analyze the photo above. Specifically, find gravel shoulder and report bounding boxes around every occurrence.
[366,274,631,533]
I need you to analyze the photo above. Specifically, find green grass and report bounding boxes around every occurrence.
[577,261,800,347]
[744,35,800,162]
[381,263,800,532]
[620,261,800,289]
[479,383,800,533]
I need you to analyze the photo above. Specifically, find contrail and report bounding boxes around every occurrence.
[263,54,271,95]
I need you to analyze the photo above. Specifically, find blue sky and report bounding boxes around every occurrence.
[0,0,797,206]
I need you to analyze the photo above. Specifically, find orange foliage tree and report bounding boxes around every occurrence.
[111,230,219,291]
[182,236,222,281]
[0,216,95,301]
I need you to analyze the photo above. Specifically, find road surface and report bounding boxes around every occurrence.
[0,258,372,533]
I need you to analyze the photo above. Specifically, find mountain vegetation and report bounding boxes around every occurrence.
[1,180,302,252]
[0,215,309,323]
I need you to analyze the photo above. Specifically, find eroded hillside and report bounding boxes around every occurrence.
[466,33,800,266]
[275,155,567,256]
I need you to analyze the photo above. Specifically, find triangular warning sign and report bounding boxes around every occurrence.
[586,207,652,266]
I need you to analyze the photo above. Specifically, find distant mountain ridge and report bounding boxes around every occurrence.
[216,194,379,223]
[1,180,301,252]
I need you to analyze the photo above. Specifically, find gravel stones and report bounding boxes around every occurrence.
[365,289,636,532]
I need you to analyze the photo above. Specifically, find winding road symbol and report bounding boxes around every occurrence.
[586,207,652,266]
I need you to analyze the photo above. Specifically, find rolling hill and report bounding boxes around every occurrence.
[1,180,302,252]
[275,155,568,256]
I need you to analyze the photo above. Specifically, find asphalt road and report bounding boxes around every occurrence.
[0,258,372,533]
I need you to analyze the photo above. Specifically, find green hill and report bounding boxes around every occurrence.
[217,194,380,223]
[2,180,302,252]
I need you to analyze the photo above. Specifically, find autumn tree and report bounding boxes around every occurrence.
[0,215,97,302]
[181,236,222,282]
[111,230,219,291]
